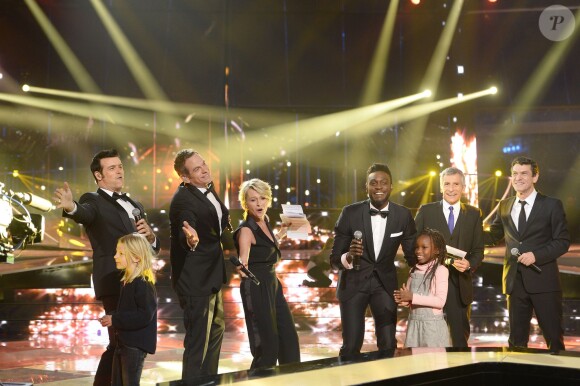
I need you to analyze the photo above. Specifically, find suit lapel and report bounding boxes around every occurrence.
[504,196,518,236]
[437,201,452,238]
[184,183,221,233]
[97,189,135,233]
[362,200,376,259]
[522,193,544,238]
[376,202,395,261]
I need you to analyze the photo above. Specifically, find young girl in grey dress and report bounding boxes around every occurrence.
[394,228,451,347]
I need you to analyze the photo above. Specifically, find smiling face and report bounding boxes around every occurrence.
[441,173,464,205]
[181,153,212,188]
[415,234,437,265]
[366,171,392,210]
[94,157,124,192]
[511,163,538,199]
[245,188,270,221]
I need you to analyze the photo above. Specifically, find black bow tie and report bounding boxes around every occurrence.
[204,182,215,196]
[113,192,129,201]
[370,208,388,218]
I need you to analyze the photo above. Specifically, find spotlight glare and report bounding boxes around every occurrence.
[489,86,498,94]
[12,170,19,178]
[22,84,30,92]
[429,171,437,177]
[422,89,432,98]
[495,170,502,177]
[457,65,464,74]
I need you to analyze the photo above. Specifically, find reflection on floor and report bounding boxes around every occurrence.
[1,331,579,385]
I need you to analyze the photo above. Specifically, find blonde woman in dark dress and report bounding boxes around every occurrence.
[233,178,300,369]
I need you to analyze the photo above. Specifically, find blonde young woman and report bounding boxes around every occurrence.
[233,178,300,369]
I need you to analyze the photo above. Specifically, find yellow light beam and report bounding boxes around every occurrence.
[360,0,399,105]
[90,0,168,101]
[397,0,464,181]
[24,0,101,94]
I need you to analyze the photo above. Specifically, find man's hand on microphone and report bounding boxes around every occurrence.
[182,221,199,251]
[347,238,364,263]
[517,251,536,267]
[136,219,156,243]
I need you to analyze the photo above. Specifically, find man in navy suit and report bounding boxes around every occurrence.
[415,167,484,347]
[486,156,570,352]
[54,149,159,386]
[330,163,416,356]
[169,149,231,379]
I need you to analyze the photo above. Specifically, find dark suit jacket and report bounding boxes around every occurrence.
[330,200,416,302]
[415,201,484,305]
[169,183,230,297]
[112,277,157,354]
[63,189,158,299]
[486,193,570,294]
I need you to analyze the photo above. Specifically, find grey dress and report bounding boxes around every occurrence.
[404,267,451,348]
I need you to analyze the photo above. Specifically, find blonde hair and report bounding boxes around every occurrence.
[116,233,156,285]
[238,179,273,217]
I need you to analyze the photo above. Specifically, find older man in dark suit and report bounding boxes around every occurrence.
[415,167,484,347]
[169,149,231,379]
[486,156,570,352]
[54,149,159,386]
[330,163,416,356]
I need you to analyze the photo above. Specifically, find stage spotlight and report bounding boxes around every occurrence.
[457,65,464,74]
[22,84,30,92]
[12,170,19,178]
[410,0,421,5]
[495,170,502,177]
[429,171,437,177]
[489,86,498,94]
[422,89,432,98]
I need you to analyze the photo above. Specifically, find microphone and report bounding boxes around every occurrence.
[511,248,542,273]
[353,230,363,271]
[230,256,260,285]
[132,208,142,222]
[14,192,53,212]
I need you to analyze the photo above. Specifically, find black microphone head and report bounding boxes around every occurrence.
[354,230,363,240]
[510,248,519,256]
[132,208,141,217]
[230,256,242,266]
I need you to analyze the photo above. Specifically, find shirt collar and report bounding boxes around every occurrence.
[518,189,537,206]
[369,202,390,212]
[443,200,460,212]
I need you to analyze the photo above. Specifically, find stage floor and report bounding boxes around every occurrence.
[1,330,579,385]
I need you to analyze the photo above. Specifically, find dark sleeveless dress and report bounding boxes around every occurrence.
[233,217,300,369]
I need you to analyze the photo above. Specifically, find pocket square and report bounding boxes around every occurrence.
[390,231,403,237]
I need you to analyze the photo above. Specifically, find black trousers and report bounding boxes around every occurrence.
[444,281,471,347]
[94,294,119,386]
[240,269,300,369]
[339,273,397,356]
[507,271,565,352]
[111,343,147,386]
[179,291,225,379]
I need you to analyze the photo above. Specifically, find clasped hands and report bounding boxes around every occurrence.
[394,283,412,305]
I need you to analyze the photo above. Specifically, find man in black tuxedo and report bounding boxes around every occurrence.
[169,149,231,379]
[330,163,416,355]
[486,156,570,352]
[415,167,484,347]
[54,149,159,386]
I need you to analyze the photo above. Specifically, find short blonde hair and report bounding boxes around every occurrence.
[116,233,156,285]
[238,178,272,212]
